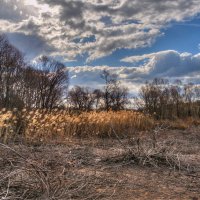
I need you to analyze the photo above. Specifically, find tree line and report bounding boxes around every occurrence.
[0,34,128,111]
[0,34,68,110]
[139,78,200,119]
[1,34,200,119]
[68,69,129,111]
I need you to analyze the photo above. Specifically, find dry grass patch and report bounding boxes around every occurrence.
[0,109,154,143]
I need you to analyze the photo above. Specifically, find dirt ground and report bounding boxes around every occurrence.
[0,127,200,199]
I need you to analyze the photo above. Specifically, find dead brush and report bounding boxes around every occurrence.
[101,125,196,172]
[159,117,200,130]
[0,143,119,200]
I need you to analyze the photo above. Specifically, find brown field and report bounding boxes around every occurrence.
[0,110,200,199]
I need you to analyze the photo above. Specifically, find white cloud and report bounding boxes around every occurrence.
[1,0,200,62]
[121,50,200,78]
[0,0,38,22]
[2,1,200,95]
[68,50,200,94]
[1,0,200,96]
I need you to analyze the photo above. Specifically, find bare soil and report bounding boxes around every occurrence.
[0,127,200,199]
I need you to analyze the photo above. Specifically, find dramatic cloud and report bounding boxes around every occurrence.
[69,50,200,94]
[121,50,200,78]
[7,32,56,60]
[68,65,143,95]
[1,0,200,62]
[1,0,200,94]
[0,0,38,22]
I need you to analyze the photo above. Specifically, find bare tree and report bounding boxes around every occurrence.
[101,70,129,111]
[68,86,95,111]
[19,67,42,108]
[194,85,200,117]
[0,34,25,109]
[170,80,182,118]
[183,83,195,117]
[35,56,69,110]
[139,78,170,119]
[93,89,103,110]
[0,35,69,110]
[139,80,161,117]
[139,78,200,119]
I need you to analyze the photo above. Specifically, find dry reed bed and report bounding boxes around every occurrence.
[0,109,154,143]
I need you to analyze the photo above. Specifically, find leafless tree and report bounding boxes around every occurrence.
[194,85,200,117]
[19,67,42,108]
[93,89,103,110]
[184,83,195,117]
[139,78,200,119]
[140,78,171,119]
[169,80,182,118]
[139,80,161,117]
[0,36,69,110]
[35,56,69,110]
[68,86,95,111]
[0,34,25,109]
[101,70,129,111]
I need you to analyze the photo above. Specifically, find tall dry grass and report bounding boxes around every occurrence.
[0,109,154,143]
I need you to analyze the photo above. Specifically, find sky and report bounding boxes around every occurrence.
[1,0,200,95]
